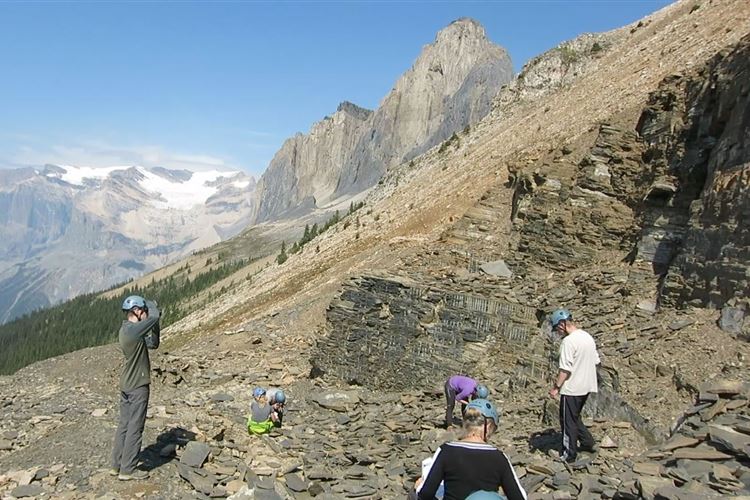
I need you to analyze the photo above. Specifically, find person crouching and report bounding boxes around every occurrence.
[267,388,286,428]
[247,387,274,435]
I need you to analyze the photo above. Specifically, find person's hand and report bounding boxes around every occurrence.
[415,476,423,488]
[549,387,559,399]
[458,399,469,405]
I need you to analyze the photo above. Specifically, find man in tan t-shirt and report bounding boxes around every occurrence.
[548,308,600,463]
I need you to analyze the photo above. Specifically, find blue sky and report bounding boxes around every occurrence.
[0,1,671,177]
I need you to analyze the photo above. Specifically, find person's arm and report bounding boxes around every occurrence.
[120,307,160,345]
[139,301,161,348]
[416,447,445,500]
[145,319,160,350]
[549,370,570,398]
[550,340,574,397]
[499,452,528,500]
[455,384,474,403]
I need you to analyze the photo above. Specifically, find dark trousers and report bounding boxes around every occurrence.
[443,380,467,426]
[559,393,595,460]
[111,385,150,474]
[273,408,283,428]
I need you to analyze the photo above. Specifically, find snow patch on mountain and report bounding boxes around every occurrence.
[46,165,126,185]
[44,164,244,210]
[137,168,241,210]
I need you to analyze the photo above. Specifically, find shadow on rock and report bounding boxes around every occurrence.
[140,426,197,472]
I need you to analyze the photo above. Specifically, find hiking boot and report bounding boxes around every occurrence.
[579,443,598,453]
[118,470,149,481]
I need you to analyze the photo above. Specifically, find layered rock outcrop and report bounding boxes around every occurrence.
[655,39,750,309]
[253,18,512,222]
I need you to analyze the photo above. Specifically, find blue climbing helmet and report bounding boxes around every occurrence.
[550,308,572,329]
[465,491,504,500]
[466,398,499,425]
[275,390,286,404]
[252,387,266,398]
[122,295,146,311]
[475,384,489,399]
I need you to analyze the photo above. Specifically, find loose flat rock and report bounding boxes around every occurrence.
[225,479,245,494]
[662,435,700,451]
[177,463,216,495]
[314,391,360,411]
[699,380,749,397]
[227,486,253,500]
[637,476,679,498]
[285,472,308,492]
[0,440,12,451]
[599,435,618,449]
[10,484,44,498]
[672,445,733,461]
[306,467,336,480]
[655,484,722,499]
[479,260,513,278]
[708,424,750,457]
[180,441,211,467]
[633,462,662,476]
[719,307,745,334]
[255,490,283,500]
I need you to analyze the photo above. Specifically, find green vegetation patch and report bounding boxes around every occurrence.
[0,258,250,375]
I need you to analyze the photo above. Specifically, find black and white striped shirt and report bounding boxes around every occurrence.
[416,441,527,500]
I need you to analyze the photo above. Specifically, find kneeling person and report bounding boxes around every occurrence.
[247,387,274,435]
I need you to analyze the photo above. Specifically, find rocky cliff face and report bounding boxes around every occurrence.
[654,40,750,309]
[0,166,257,323]
[254,18,512,222]
[494,33,612,111]
[253,102,372,221]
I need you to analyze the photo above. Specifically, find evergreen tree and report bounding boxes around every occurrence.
[276,241,288,265]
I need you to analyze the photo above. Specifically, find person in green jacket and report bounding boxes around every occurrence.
[247,387,275,435]
[111,295,160,481]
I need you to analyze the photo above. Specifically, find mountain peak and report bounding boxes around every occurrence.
[435,17,487,43]
[336,101,373,120]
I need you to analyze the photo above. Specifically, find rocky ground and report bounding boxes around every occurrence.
[1,303,749,499]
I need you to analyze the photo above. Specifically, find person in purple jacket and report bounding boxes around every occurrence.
[444,375,489,428]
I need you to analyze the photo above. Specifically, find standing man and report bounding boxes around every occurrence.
[111,295,160,480]
[443,375,489,428]
[548,308,600,463]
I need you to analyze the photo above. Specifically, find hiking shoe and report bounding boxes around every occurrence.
[108,468,119,476]
[579,444,598,453]
[118,470,149,481]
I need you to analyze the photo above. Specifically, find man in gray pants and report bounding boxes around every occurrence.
[111,295,160,480]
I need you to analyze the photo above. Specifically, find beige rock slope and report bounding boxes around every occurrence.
[1,1,750,498]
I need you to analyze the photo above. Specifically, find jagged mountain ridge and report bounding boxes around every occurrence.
[253,17,513,222]
[0,165,257,323]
